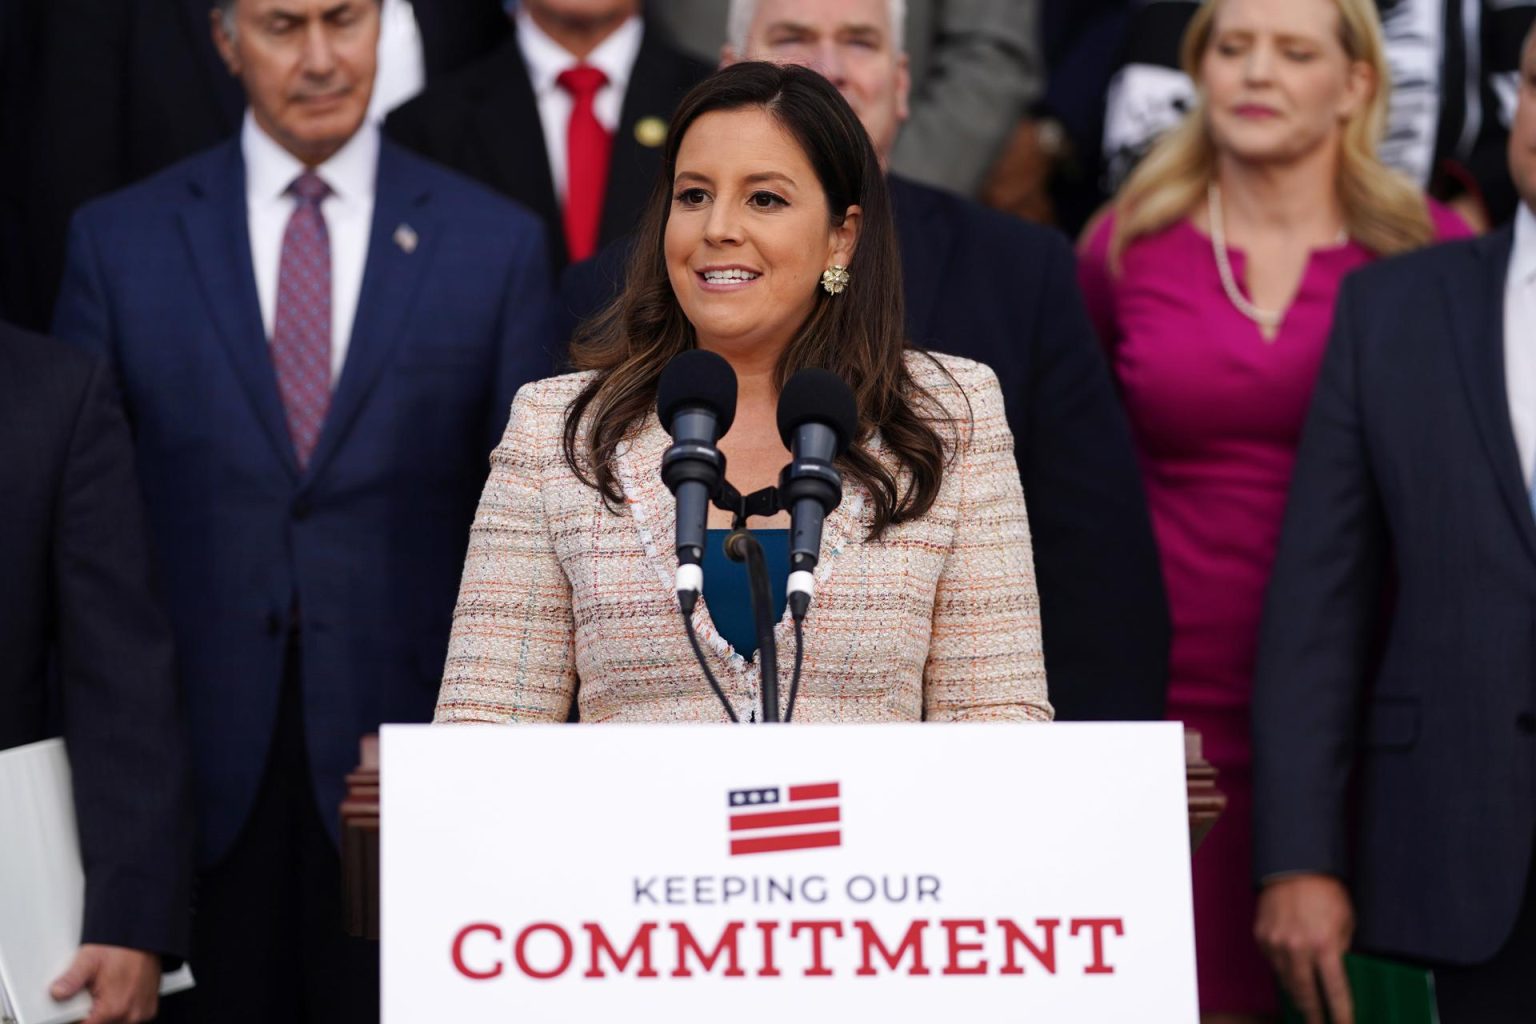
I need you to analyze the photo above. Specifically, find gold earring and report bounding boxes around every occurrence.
[821,264,850,295]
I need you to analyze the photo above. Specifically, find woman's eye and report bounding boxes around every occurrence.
[748,191,787,210]
[674,188,710,206]
[1284,49,1317,62]
[1216,42,1243,57]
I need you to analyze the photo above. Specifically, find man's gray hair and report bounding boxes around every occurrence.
[726,0,907,54]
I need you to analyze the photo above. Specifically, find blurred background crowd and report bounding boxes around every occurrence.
[3,0,1533,331]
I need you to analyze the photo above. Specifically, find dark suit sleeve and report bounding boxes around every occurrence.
[1251,279,1386,882]
[54,357,192,958]
[489,216,557,448]
[1024,233,1169,720]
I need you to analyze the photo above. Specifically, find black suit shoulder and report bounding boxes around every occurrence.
[0,318,99,424]
[631,27,714,94]
[0,316,95,376]
[890,174,1067,261]
[1347,232,1490,292]
[388,35,520,129]
[1332,232,1503,359]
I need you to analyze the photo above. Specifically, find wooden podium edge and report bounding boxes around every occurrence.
[340,728,1226,940]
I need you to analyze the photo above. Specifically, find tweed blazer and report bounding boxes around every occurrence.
[436,352,1052,724]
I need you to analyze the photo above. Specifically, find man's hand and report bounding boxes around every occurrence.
[1254,874,1355,1024]
[50,944,160,1024]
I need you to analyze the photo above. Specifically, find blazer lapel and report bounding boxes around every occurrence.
[304,141,436,483]
[176,142,299,479]
[1446,227,1536,564]
[472,34,566,266]
[889,176,953,346]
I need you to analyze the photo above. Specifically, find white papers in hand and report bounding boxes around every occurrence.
[0,739,193,1024]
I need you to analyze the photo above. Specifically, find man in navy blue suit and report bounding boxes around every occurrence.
[51,0,552,1019]
[1251,25,1536,1024]
[564,0,1169,722]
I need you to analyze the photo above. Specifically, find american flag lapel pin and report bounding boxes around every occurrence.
[393,223,418,254]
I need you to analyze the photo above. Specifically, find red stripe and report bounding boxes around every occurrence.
[730,831,841,856]
[788,782,839,801]
[729,807,840,832]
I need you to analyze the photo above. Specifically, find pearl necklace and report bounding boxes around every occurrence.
[1206,182,1350,341]
[1207,182,1284,335]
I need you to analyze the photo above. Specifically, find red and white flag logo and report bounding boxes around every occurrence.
[727,782,841,856]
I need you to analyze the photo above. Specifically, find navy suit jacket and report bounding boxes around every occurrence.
[53,136,554,865]
[0,321,192,958]
[560,176,1170,721]
[1253,226,1535,964]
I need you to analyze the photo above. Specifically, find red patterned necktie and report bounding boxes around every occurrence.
[557,64,612,263]
[271,171,332,470]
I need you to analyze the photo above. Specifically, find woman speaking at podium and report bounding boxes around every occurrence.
[434,62,1051,725]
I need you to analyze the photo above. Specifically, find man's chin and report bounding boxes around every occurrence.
[280,113,367,159]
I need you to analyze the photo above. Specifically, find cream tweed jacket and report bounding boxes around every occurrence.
[435,352,1052,724]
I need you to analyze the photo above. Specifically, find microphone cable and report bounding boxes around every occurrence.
[681,609,739,724]
[785,615,804,723]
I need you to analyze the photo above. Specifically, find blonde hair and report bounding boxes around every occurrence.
[1109,0,1434,266]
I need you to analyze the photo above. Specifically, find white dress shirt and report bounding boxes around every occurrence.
[369,0,427,122]
[1505,203,1536,489]
[514,10,643,204]
[243,111,378,384]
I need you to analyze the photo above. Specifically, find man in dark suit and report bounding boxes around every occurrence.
[1251,25,1536,1023]
[0,321,191,1024]
[9,0,510,332]
[563,0,1169,722]
[386,0,712,273]
[51,0,552,1020]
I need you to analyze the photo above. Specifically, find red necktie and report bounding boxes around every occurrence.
[557,64,612,263]
[271,171,332,469]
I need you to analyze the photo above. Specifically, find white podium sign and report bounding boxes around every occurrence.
[381,723,1198,1023]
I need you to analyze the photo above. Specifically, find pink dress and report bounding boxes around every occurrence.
[1078,207,1469,1014]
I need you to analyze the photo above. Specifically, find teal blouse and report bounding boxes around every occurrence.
[701,529,789,657]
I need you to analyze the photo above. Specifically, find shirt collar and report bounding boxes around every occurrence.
[1513,202,1536,289]
[514,9,644,96]
[241,108,379,206]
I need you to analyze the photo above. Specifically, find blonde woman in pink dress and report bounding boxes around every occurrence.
[1078,0,1468,1019]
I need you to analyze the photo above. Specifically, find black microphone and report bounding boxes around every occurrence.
[657,350,738,615]
[776,369,858,621]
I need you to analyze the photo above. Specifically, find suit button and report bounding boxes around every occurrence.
[292,498,311,521]
[1518,713,1536,735]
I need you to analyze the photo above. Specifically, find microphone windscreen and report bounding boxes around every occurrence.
[657,349,738,436]
[777,368,858,454]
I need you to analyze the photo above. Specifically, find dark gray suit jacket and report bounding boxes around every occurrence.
[0,320,191,958]
[1253,225,1536,964]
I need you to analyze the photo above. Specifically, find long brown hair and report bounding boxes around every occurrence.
[1110,0,1435,265]
[562,61,953,537]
